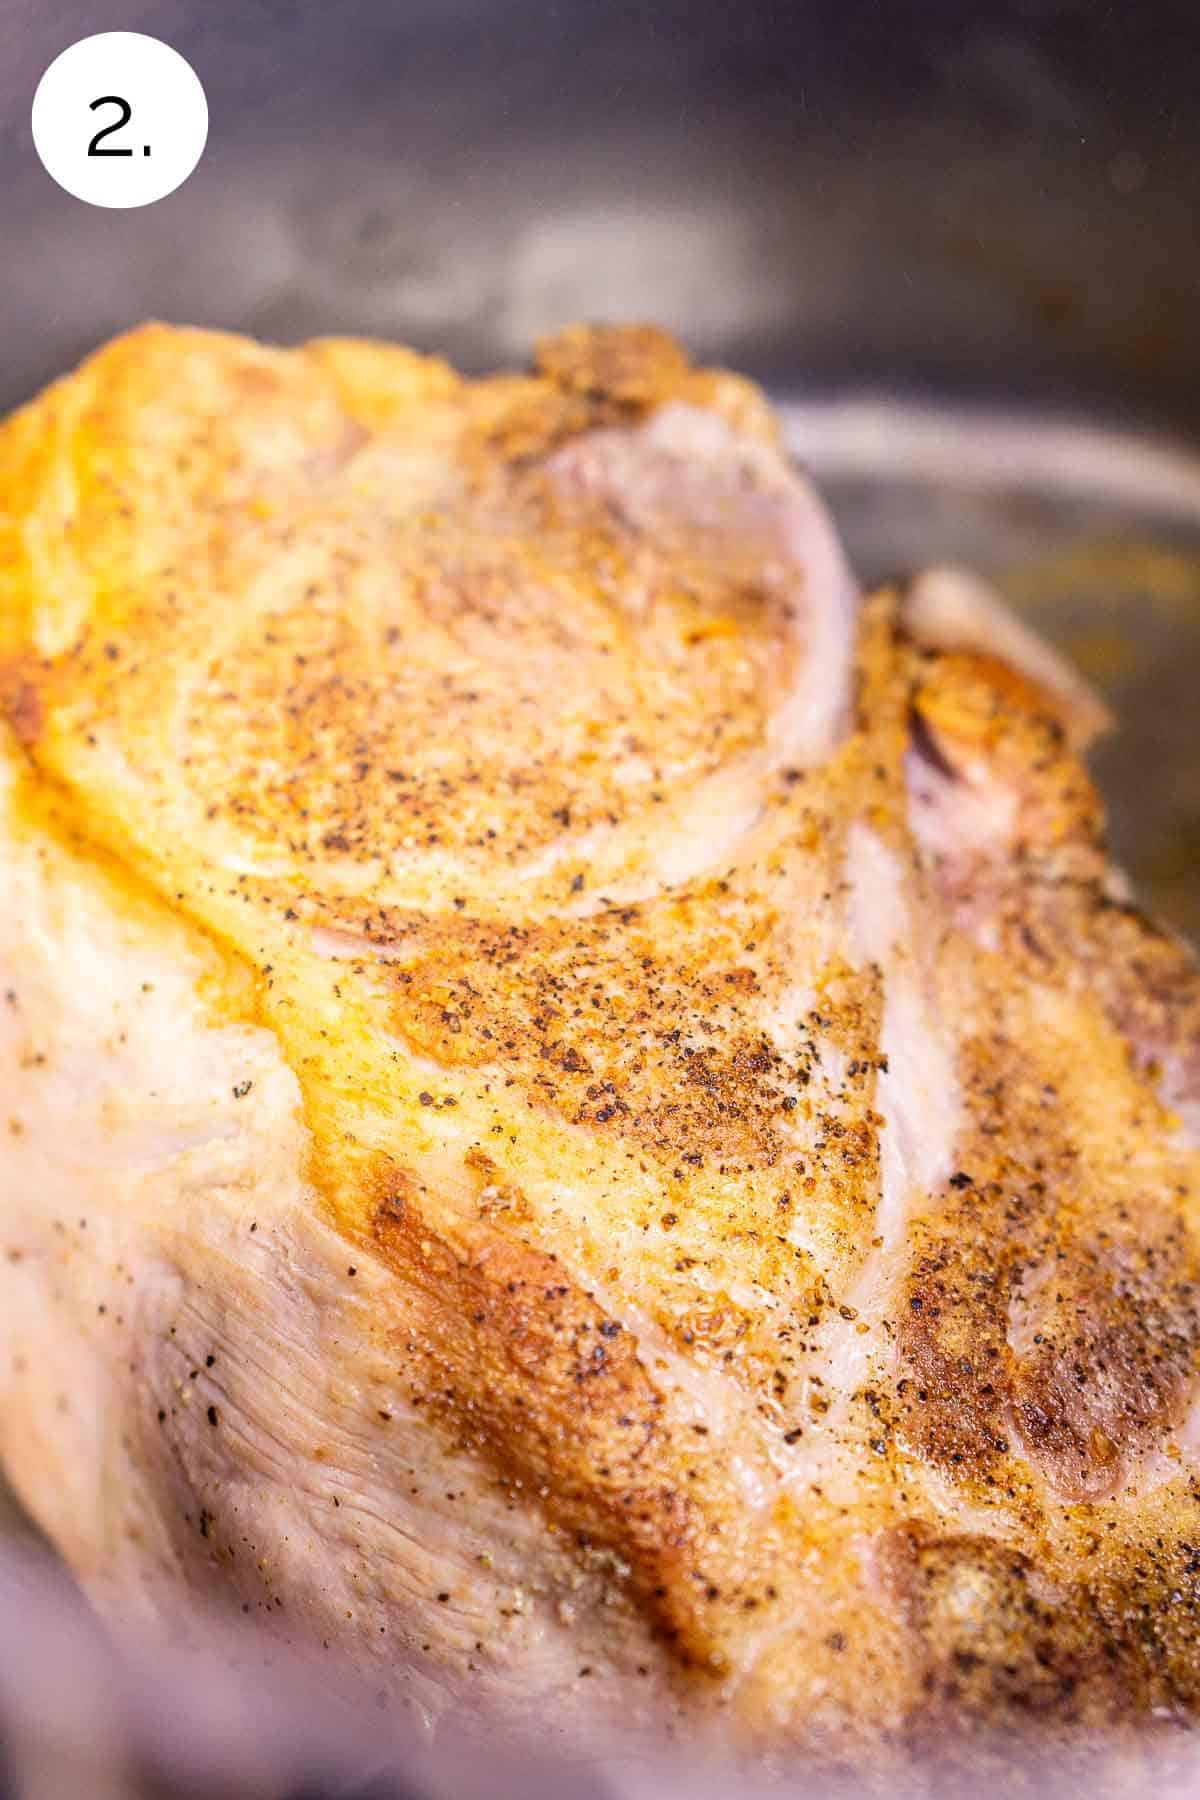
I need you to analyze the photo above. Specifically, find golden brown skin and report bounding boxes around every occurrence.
[3,323,1200,1758]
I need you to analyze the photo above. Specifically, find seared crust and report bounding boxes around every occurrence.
[3,323,1200,1753]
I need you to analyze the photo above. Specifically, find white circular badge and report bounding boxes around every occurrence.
[32,32,208,209]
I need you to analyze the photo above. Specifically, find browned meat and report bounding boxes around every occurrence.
[1,323,1199,1764]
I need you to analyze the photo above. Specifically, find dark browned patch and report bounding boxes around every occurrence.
[0,657,44,745]
[882,1517,1200,1740]
[1009,1220,1200,1501]
[898,1184,1200,1503]
[897,1214,1016,1484]
[366,1164,722,1662]
[533,322,690,410]
[882,1525,1116,1730]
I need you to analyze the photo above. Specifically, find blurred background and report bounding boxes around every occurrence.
[1,0,1199,1790]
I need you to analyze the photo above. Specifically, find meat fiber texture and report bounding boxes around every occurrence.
[2,322,1200,1768]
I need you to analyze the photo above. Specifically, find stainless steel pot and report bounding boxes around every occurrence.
[4,0,1199,427]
